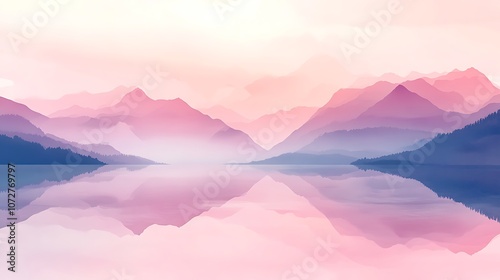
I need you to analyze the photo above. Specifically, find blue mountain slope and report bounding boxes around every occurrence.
[251,152,357,165]
[354,110,500,166]
[0,135,104,165]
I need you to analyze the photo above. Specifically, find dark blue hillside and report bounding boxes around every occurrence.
[354,110,500,166]
[0,135,104,165]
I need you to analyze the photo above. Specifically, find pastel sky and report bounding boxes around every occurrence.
[1,0,499,111]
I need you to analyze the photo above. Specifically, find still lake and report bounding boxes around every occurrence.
[1,164,500,280]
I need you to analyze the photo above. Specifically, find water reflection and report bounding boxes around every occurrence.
[1,165,500,279]
[356,165,500,221]
[0,164,105,191]
[0,164,105,213]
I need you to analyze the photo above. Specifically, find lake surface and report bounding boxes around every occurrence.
[1,165,500,280]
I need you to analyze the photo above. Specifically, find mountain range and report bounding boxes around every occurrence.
[354,110,500,166]
[2,89,264,164]
[262,68,500,164]
[2,68,500,165]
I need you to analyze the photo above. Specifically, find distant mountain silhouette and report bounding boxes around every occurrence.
[354,110,500,166]
[270,69,499,159]
[267,84,460,160]
[200,105,250,124]
[40,88,264,163]
[427,68,500,103]
[358,85,444,119]
[0,115,154,164]
[241,54,355,118]
[257,127,434,164]
[401,78,465,112]
[299,127,433,157]
[251,152,356,165]
[2,94,145,162]
[0,115,45,135]
[351,71,445,88]
[267,81,398,157]
[0,135,104,165]
[5,68,500,165]
[0,96,48,125]
[49,105,100,118]
[19,86,134,115]
[229,106,317,149]
[308,81,395,127]
[330,85,469,134]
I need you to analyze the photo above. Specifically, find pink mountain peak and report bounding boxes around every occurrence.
[158,97,200,114]
[114,88,206,120]
[444,67,487,80]
[405,77,432,87]
[361,84,444,118]
[390,84,413,95]
[119,88,153,103]
[429,68,498,99]
[322,80,395,109]
[454,67,483,75]
[169,97,190,106]
[401,78,467,111]
[64,85,134,101]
